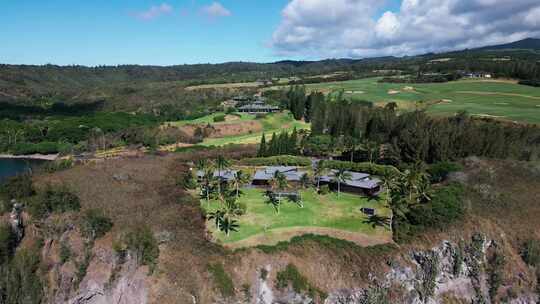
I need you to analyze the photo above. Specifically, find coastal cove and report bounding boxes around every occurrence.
[0,158,46,182]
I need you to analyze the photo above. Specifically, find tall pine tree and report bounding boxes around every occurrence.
[258,133,267,157]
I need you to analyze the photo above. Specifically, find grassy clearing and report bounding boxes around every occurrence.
[167,113,255,127]
[201,188,391,248]
[286,77,540,124]
[200,112,309,146]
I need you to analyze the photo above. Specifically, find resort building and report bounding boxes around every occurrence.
[319,170,381,196]
[252,166,307,186]
[237,100,280,114]
[196,170,237,182]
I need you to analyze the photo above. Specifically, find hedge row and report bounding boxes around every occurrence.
[10,141,71,155]
[319,160,400,176]
[241,155,312,167]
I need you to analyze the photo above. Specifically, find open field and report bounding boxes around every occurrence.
[282,78,540,124]
[166,111,309,147]
[201,188,392,248]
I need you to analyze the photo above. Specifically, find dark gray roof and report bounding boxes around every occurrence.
[320,170,380,190]
[196,170,237,181]
[253,166,307,182]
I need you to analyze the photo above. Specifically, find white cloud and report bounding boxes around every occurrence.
[133,3,173,21]
[271,0,540,58]
[201,2,231,18]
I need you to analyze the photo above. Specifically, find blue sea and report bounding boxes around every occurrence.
[0,158,44,182]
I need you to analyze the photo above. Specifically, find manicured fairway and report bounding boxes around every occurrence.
[295,78,540,124]
[201,188,392,248]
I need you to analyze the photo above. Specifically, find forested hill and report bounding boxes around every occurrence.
[1,38,540,110]
[474,38,540,51]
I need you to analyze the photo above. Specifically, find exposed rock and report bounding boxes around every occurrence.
[112,173,130,182]
[9,200,24,242]
[323,237,538,304]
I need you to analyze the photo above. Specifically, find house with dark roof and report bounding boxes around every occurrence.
[237,100,280,114]
[252,166,307,186]
[196,170,237,182]
[319,170,381,196]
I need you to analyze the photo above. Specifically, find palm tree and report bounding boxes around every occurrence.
[363,214,391,229]
[287,194,303,208]
[333,169,352,198]
[215,155,231,195]
[201,169,217,203]
[270,171,288,192]
[313,163,327,192]
[379,170,399,207]
[299,173,311,189]
[265,194,281,214]
[207,209,225,229]
[219,216,239,237]
[230,171,251,199]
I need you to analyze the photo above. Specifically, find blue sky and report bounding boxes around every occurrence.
[0,1,291,65]
[1,0,538,66]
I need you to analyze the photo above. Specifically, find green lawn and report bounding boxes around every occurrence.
[201,188,391,247]
[291,78,540,124]
[167,112,256,127]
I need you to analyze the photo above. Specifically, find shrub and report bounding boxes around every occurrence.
[125,226,159,268]
[11,141,71,155]
[427,161,463,183]
[0,247,43,303]
[242,155,311,167]
[213,114,226,123]
[407,183,465,230]
[521,240,540,267]
[28,184,80,218]
[276,264,325,299]
[42,158,73,173]
[59,241,71,264]
[320,160,400,177]
[208,263,235,297]
[0,173,34,201]
[319,185,330,195]
[176,171,197,190]
[0,224,16,264]
[81,209,113,239]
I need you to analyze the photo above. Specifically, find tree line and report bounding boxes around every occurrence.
[283,90,540,164]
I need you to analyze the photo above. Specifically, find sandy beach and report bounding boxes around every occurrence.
[0,154,59,161]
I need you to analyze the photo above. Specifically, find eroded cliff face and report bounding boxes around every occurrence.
[40,232,538,304]
[247,236,537,304]
[40,226,148,304]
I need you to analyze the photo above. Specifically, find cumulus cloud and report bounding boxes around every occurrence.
[271,0,540,58]
[132,3,173,21]
[201,2,231,18]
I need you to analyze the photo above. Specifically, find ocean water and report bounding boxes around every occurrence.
[0,158,44,182]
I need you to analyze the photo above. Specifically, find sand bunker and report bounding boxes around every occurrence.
[402,86,416,92]
[388,90,400,95]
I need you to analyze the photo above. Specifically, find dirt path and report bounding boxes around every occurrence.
[223,226,393,250]
[455,91,540,100]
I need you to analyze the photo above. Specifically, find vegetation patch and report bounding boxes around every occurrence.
[240,155,311,167]
[276,264,326,300]
[208,263,235,297]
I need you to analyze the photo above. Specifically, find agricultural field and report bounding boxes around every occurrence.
[293,78,540,124]
[201,188,392,249]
